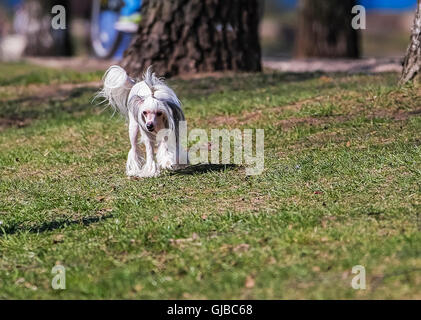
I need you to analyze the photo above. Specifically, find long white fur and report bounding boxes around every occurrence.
[98,65,135,118]
[98,65,188,178]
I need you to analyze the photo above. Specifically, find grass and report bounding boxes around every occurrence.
[0,62,420,299]
[0,62,103,86]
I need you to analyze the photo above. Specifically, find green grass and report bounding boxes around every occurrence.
[0,62,103,86]
[0,63,420,299]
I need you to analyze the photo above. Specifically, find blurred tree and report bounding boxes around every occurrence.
[295,0,360,58]
[15,0,72,56]
[400,0,421,84]
[122,0,261,77]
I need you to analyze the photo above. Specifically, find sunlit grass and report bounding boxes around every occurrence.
[0,63,420,299]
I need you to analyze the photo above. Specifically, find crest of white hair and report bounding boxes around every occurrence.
[128,67,181,108]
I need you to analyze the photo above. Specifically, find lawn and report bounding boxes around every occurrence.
[0,62,420,299]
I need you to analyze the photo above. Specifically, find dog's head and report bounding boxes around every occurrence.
[128,68,184,135]
[98,65,184,135]
[129,95,169,133]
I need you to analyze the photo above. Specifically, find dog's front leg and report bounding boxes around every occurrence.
[156,133,190,170]
[140,138,159,177]
[126,112,144,177]
[156,140,176,170]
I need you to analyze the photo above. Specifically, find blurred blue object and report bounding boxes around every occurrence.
[3,0,22,8]
[275,0,417,11]
[115,0,142,58]
[114,33,133,59]
[114,1,142,58]
[281,0,296,9]
[99,10,121,56]
[91,0,139,59]
[121,0,142,16]
[359,0,417,10]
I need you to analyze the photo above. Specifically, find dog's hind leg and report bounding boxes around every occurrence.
[126,112,144,177]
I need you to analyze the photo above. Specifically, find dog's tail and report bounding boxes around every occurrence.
[96,65,135,118]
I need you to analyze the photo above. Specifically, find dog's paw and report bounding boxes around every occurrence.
[136,161,160,178]
[127,170,142,177]
[159,161,175,170]
[126,148,144,176]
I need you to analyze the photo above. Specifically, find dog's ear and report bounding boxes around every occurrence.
[127,95,145,116]
[166,102,185,142]
[167,102,185,123]
[96,65,135,119]
[166,102,188,165]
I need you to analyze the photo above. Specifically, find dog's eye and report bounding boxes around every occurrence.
[142,111,147,116]
[157,111,162,116]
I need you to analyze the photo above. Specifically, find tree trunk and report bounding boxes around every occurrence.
[14,0,72,56]
[295,0,360,58]
[400,0,421,84]
[121,0,261,78]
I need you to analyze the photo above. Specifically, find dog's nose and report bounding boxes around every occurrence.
[146,122,154,131]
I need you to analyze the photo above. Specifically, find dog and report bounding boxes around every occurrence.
[98,65,188,178]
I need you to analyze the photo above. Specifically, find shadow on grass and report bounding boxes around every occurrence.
[171,163,238,175]
[172,71,326,98]
[1,72,330,131]
[0,87,100,130]
[0,213,113,236]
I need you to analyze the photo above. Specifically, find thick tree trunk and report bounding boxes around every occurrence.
[121,0,261,78]
[295,0,360,58]
[14,0,72,56]
[400,0,421,84]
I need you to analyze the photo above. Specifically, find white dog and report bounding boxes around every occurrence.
[98,65,188,178]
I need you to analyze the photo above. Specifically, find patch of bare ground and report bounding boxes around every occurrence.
[209,110,263,127]
[274,88,421,131]
[276,108,421,131]
[0,82,101,131]
[272,95,333,114]
[0,117,32,130]
[0,81,101,101]
[263,57,402,73]
[276,116,338,130]
[204,95,331,128]
[209,86,421,130]
[175,71,238,80]
[173,184,274,215]
[25,57,113,72]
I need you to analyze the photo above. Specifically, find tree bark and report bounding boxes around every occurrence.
[295,0,360,58]
[400,0,421,84]
[121,0,261,78]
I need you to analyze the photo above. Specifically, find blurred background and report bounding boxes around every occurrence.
[262,0,416,58]
[0,0,417,64]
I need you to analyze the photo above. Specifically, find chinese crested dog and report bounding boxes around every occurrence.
[98,65,188,178]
